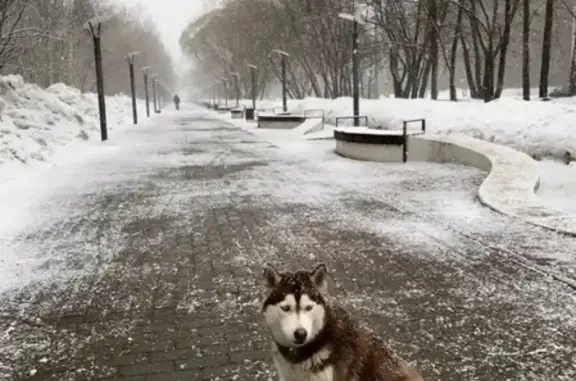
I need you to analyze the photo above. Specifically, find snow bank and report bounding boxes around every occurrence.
[231,95,576,160]
[0,75,140,176]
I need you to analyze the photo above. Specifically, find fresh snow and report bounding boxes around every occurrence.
[231,92,576,160]
[0,75,156,296]
[536,159,576,213]
[0,74,145,183]
[226,92,576,217]
[0,104,575,380]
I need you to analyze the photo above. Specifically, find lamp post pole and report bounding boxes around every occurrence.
[338,13,364,126]
[247,64,258,110]
[231,72,240,108]
[125,51,140,124]
[142,66,151,117]
[84,15,111,141]
[272,49,290,113]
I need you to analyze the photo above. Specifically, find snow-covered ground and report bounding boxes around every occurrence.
[536,159,576,213]
[228,91,576,160]
[0,75,147,184]
[221,92,576,216]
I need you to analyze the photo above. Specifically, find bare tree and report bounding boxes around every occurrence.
[0,0,28,71]
[565,0,576,95]
[1,0,175,96]
[449,0,465,100]
[522,0,530,100]
[181,0,573,101]
[539,0,554,98]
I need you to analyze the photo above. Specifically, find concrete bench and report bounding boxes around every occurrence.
[335,125,576,236]
[257,114,307,129]
[230,108,244,119]
[334,119,426,162]
[215,105,232,114]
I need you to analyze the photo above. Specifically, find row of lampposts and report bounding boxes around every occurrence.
[84,15,169,142]
[208,12,362,124]
[211,52,287,118]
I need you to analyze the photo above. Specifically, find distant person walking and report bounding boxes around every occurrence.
[173,94,181,111]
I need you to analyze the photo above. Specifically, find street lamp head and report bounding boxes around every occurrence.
[338,12,365,25]
[246,64,258,69]
[125,50,141,64]
[272,49,290,57]
[230,72,240,77]
[141,65,151,73]
[83,14,112,37]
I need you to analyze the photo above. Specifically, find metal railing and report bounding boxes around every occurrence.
[335,115,368,128]
[402,118,426,163]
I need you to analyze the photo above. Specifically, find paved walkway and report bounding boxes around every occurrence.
[1,108,575,381]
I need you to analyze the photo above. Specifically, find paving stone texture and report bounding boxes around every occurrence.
[0,108,575,381]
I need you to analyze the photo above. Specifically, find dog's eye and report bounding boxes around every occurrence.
[304,305,313,311]
[280,305,291,312]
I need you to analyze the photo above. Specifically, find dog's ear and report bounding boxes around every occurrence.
[262,263,282,292]
[310,263,328,293]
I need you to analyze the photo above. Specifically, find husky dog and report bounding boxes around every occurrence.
[260,263,424,381]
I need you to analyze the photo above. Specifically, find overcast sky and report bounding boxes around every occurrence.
[110,0,208,60]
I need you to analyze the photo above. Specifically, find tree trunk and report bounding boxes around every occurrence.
[461,35,478,98]
[449,0,464,101]
[419,60,431,98]
[483,48,495,102]
[429,0,438,99]
[494,0,514,99]
[569,0,576,95]
[539,0,554,98]
[470,1,483,99]
[522,0,531,100]
[389,49,403,97]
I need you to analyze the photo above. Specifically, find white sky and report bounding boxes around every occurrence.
[110,0,208,60]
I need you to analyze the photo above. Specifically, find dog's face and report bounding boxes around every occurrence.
[260,263,329,348]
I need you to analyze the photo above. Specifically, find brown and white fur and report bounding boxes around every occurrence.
[260,263,424,381]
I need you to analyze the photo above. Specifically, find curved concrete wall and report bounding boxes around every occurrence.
[335,140,403,162]
[335,133,576,236]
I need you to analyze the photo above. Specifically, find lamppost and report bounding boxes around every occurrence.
[125,51,140,125]
[141,66,151,117]
[84,15,111,141]
[230,72,240,108]
[246,64,258,111]
[158,81,172,110]
[211,83,216,108]
[151,73,159,113]
[157,79,163,112]
[338,12,365,126]
[272,49,290,113]
[220,77,228,106]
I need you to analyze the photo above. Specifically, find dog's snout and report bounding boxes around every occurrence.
[293,328,307,343]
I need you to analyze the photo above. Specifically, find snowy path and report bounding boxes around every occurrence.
[0,107,575,381]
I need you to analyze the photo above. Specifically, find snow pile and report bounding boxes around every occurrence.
[0,75,139,172]
[229,94,576,160]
